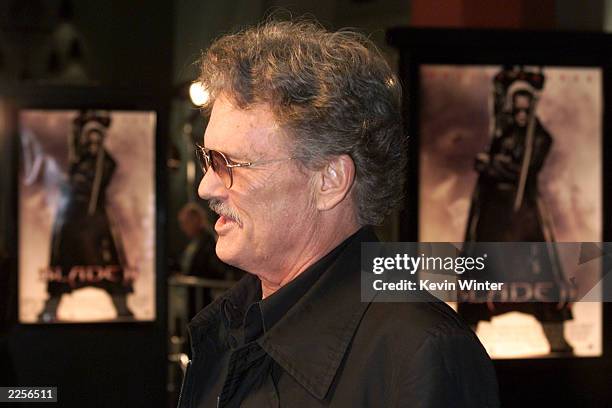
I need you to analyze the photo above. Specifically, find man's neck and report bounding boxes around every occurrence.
[259,221,360,299]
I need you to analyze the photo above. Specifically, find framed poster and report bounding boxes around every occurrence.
[17,101,158,324]
[418,64,602,358]
[388,28,611,361]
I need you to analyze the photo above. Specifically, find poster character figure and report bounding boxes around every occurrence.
[38,110,134,322]
[460,67,574,353]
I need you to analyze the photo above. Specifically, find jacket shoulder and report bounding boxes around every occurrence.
[359,300,476,350]
[353,301,499,407]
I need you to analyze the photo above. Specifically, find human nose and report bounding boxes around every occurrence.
[198,167,226,200]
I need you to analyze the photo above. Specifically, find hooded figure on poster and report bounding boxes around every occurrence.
[38,110,134,322]
[459,67,574,353]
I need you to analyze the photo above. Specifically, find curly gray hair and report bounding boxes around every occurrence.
[198,20,407,225]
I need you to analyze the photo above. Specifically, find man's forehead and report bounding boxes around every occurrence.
[203,96,283,157]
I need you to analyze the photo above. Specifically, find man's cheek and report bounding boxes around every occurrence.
[244,171,275,192]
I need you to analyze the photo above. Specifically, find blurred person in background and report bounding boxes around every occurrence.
[178,202,227,280]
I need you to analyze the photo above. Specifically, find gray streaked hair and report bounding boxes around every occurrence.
[198,19,407,225]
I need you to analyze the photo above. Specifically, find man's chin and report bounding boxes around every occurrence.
[215,239,242,269]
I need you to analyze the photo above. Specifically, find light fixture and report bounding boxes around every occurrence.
[188,81,209,106]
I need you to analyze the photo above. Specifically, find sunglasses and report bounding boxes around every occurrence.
[195,144,294,188]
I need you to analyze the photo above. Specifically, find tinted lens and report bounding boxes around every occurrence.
[210,150,232,188]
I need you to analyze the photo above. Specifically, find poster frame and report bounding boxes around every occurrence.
[387,28,612,394]
[7,85,167,326]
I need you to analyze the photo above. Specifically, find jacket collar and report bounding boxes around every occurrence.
[188,227,378,400]
[187,273,259,354]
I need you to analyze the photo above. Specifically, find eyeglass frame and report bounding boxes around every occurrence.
[195,144,294,188]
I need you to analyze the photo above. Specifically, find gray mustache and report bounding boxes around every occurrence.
[209,199,242,226]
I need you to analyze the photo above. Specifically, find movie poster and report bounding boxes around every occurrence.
[19,110,156,323]
[419,65,602,358]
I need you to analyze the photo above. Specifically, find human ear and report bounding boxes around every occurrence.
[315,154,355,211]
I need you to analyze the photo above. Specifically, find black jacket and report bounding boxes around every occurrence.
[179,228,499,407]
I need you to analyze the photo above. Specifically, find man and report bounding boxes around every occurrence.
[177,202,226,280]
[177,202,236,318]
[461,69,573,353]
[465,85,553,243]
[38,110,133,322]
[179,21,499,407]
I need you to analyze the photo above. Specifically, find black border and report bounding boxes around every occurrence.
[388,27,612,406]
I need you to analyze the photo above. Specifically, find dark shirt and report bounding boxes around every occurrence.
[179,227,499,408]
